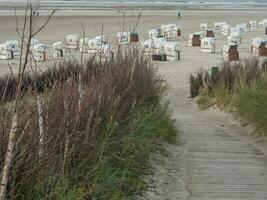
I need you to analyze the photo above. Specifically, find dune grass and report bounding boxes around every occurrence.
[190,58,267,134]
[0,51,177,199]
[93,106,177,199]
[235,77,267,133]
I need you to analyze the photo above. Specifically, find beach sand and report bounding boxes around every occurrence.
[0,9,266,72]
[0,8,266,77]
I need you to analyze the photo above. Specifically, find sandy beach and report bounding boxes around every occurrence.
[0,8,266,73]
[1,6,267,199]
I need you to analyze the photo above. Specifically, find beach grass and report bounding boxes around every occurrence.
[0,50,177,199]
[190,58,267,134]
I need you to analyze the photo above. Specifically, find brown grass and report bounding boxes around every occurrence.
[0,49,170,199]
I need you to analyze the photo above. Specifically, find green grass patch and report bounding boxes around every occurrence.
[236,79,267,133]
[12,105,177,200]
[213,85,236,111]
[93,105,177,199]
[191,58,267,135]
[196,95,215,110]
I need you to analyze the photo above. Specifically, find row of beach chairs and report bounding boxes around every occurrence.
[0,20,266,62]
[189,18,267,61]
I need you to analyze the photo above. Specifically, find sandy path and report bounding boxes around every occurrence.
[139,27,267,200]
[140,63,267,198]
[139,81,267,199]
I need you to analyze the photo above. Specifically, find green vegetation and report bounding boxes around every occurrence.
[0,51,177,199]
[93,106,177,199]
[235,78,267,132]
[190,58,267,134]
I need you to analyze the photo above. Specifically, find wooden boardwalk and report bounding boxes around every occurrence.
[138,40,267,199]
[178,112,267,200]
[138,26,267,200]
[139,91,267,200]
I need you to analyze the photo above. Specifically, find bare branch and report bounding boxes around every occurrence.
[32,10,56,37]
[133,9,143,32]
[14,9,22,39]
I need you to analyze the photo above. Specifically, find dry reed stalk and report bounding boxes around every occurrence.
[0,113,17,200]
[0,5,55,199]
[85,109,94,142]
[78,74,83,113]
[37,95,45,160]
[62,99,70,174]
